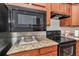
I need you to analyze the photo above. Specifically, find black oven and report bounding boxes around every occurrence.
[46,30,76,56]
[8,5,46,32]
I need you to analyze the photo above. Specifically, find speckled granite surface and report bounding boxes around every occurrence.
[61,35,79,41]
[7,37,58,55]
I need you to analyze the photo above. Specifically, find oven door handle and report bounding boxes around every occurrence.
[60,42,76,47]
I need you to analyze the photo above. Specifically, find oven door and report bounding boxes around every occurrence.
[58,42,76,56]
[10,9,46,32]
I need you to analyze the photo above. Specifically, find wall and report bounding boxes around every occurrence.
[46,18,79,34]
[46,18,61,30]
[11,31,46,45]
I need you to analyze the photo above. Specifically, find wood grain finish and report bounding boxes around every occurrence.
[51,3,72,26]
[46,4,51,26]
[51,3,70,15]
[40,45,57,55]
[76,40,79,56]
[40,51,57,56]
[72,5,79,26]
[6,3,47,11]
[59,4,79,26]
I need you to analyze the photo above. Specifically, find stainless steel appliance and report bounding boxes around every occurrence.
[46,30,76,56]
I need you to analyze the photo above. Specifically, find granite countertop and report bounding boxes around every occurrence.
[61,35,79,41]
[7,36,58,55]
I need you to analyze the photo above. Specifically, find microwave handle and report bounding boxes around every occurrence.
[8,9,12,31]
[8,10,15,31]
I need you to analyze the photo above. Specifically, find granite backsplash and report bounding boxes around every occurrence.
[11,31,46,38]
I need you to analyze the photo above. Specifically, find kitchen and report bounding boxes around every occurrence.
[0,3,79,56]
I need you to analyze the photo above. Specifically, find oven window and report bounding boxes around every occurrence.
[62,46,73,56]
[60,46,74,56]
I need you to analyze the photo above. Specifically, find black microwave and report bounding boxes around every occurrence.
[0,4,46,32]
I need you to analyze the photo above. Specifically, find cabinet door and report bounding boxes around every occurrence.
[60,4,72,27]
[72,5,79,26]
[40,45,57,55]
[76,41,79,56]
[46,4,51,26]
[40,51,57,56]
[52,3,70,14]
[51,3,60,13]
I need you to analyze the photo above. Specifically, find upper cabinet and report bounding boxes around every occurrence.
[51,3,71,15]
[71,4,79,26]
[46,4,51,26]
[51,3,72,26]
[52,3,79,26]
[6,3,47,11]
[65,4,79,26]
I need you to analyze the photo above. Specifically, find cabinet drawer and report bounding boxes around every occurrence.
[40,51,57,56]
[40,45,57,55]
[9,49,39,56]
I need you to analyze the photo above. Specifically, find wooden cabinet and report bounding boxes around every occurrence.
[51,3,71,15]
[60,4,71,27]
[8,45,57,56]
[40,45,57,55]
[46,4,51,26]
[60,4,79,26]
[6,3,47,11]
[71,4,79,26]
[76,40,79,56]
[51,3,60,13]
[40,45,57,56]
[51,3,72,26]
[40,51,57,56]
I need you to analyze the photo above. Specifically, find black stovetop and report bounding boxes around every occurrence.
[53,37,76,44]
[46,30,76,44]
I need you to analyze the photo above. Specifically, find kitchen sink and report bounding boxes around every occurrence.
[18,36,38,45]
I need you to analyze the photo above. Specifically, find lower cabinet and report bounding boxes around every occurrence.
[40,51,57,56]
[76,40,79,56]
[8,45,57,56]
